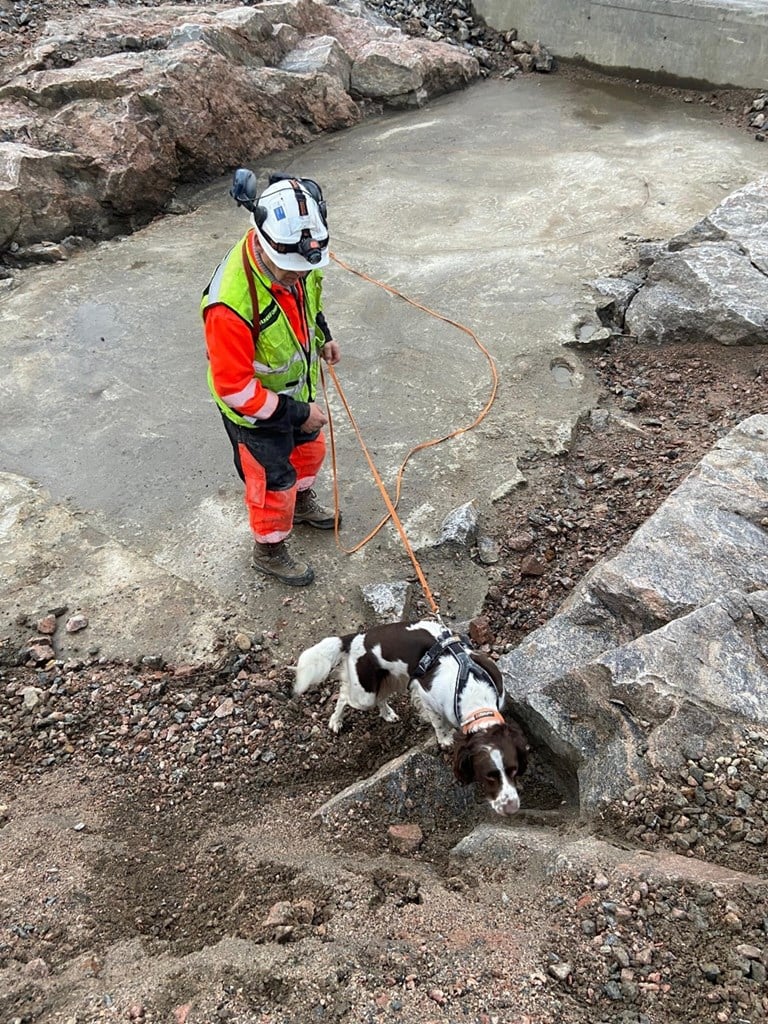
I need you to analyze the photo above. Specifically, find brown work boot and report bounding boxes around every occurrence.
[251,541,314,586]
[293,488,341,530]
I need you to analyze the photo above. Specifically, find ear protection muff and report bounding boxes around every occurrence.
[230,167,258,213]
[230,168,328,228]
[230,169,329,266]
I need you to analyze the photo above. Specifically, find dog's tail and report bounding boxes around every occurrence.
[294,636,345,695]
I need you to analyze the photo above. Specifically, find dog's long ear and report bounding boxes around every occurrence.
[508,721,530,776]
[470,651,503,693]
[451,733,476,785]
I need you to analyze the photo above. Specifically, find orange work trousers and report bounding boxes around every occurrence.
[221,414,326,543]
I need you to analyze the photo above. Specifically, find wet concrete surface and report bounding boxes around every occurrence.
[1,73,765,663]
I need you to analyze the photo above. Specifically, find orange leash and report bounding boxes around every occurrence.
[324,362,441,618]
[322,252,500,617]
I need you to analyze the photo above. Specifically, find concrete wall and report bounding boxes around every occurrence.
[472,0,768,90]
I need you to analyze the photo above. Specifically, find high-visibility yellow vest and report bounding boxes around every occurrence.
[201,232,327,427]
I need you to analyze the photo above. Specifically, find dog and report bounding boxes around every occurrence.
[293,619,529,816]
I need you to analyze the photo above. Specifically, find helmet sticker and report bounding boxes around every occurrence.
[274,205,286,220]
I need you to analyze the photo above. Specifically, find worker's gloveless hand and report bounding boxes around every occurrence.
[302,401,328,433]
[322,341,341,366]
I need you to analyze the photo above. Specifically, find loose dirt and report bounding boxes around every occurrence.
[1,4,767,1022]
[2,335,766,1024]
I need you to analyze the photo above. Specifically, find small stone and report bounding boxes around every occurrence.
[612,945,630,968]
[547,961,572,982]
[520,555,547,577]
[65,614,89,633]
[263,901,293,928]
[37,615,57,635]
[234,633,252,651]
[213,697,235,718]
[22,958,50,978]
[25,642,54,664]
[476,535,500,564]
[21,686,43,710]
[507,531,534,552]
[603,980,622,1000]
[468,616,493,646]
[436,501,477,547]
[388,823,424,854]
[734,943,761,960]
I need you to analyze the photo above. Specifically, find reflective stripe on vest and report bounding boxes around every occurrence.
[201,232,326,427]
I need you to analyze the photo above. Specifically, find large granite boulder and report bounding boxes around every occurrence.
[499,415,768,812]
[617,177,768,346]
[0,1,479,256]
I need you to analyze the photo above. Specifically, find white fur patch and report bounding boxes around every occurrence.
[487,746,520,815]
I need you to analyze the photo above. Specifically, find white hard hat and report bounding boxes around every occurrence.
[252,177,329,272]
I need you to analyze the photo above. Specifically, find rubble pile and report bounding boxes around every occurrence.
[549,868,768,1024]
[364,0,554,74]
[746,91,767,141]
[602,733,768,877]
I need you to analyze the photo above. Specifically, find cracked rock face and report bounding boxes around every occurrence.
[499,414,768,814]
[0,1,480,256]
[601,176,768,348]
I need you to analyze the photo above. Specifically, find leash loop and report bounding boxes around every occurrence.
[321,251,500,621]
[323,362,441,618]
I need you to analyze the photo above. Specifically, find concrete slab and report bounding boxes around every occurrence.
[1,73,765,663]
[475,0,768,90]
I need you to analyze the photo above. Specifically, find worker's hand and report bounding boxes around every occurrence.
[322,341,341,366]
[301,401,328,433]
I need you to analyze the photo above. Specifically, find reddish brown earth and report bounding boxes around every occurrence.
[1,4,767,1023]
[2,335,766,1024]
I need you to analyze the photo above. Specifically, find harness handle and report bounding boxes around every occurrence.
[413,630,503,725]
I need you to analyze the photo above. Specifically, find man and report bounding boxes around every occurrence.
[201,173,341,587]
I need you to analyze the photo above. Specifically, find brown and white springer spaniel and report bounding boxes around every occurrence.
[294,619,529,816]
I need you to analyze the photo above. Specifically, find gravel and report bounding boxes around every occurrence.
[2,334,767,1024]
[1,3,767,1020]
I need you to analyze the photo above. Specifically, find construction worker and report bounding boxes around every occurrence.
[201,172,341,587]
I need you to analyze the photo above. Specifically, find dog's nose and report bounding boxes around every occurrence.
[492,789,520,815]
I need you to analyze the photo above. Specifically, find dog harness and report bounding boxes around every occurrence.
[414,630,505,729]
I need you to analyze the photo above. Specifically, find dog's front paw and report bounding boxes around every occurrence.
[328,714,344,734]
[378,704,400,723]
